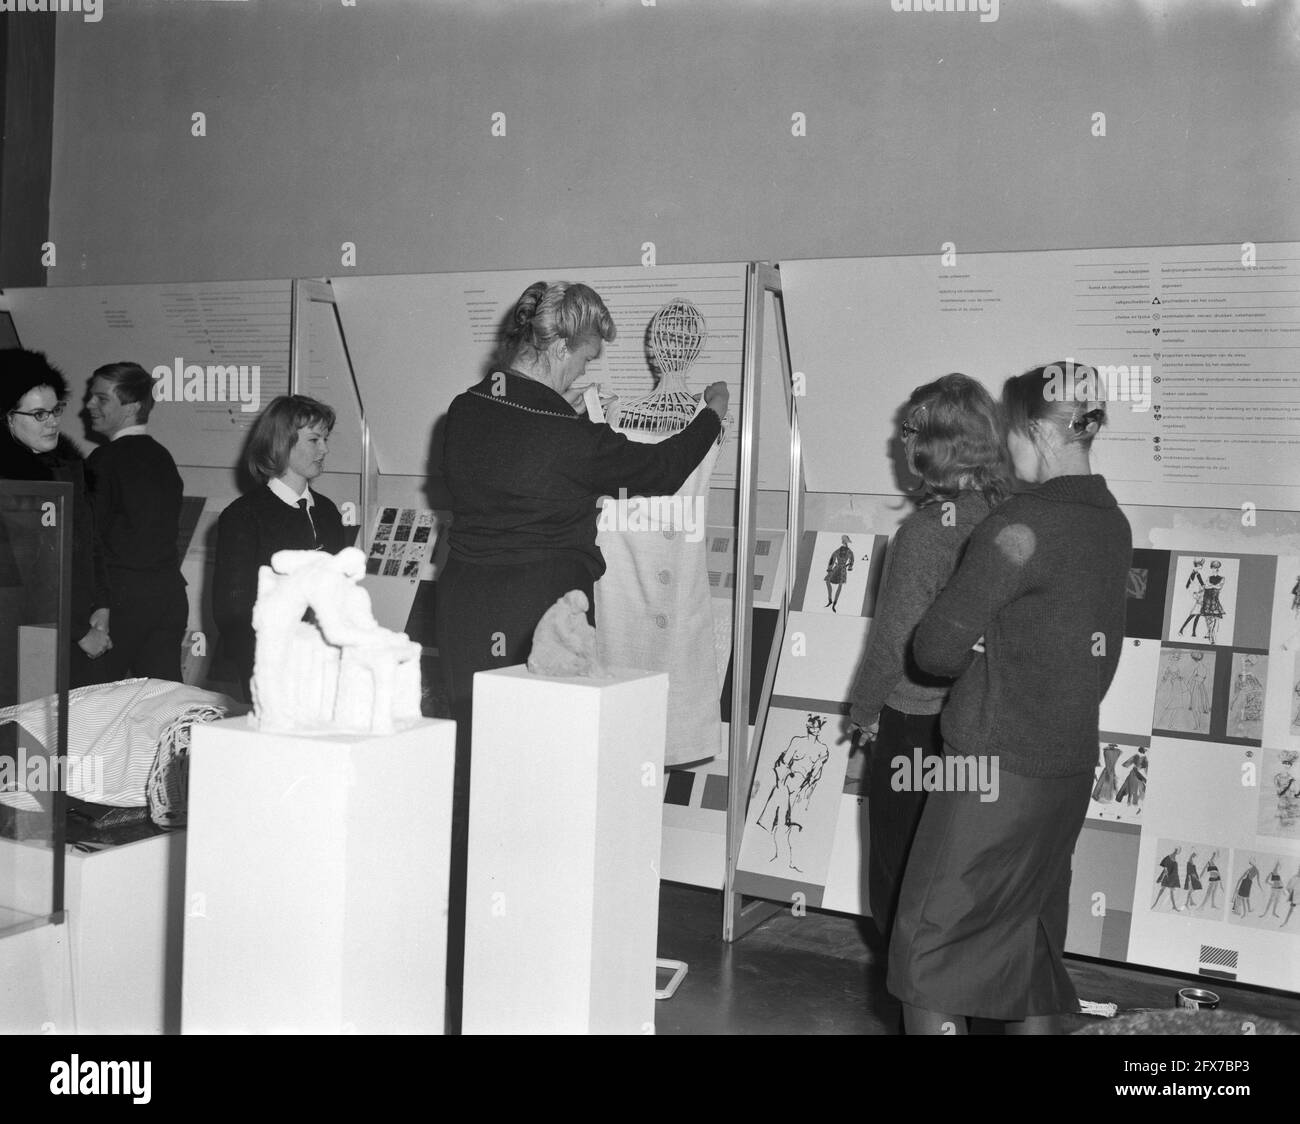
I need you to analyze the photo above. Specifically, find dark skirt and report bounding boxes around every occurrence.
[887,759,1092,1020]
[867,706,943,942]
[434,551,596,1033]
[435,553,596,736]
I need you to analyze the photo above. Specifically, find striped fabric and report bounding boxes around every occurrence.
[0,678,244,811]
[1199,943,1239,981]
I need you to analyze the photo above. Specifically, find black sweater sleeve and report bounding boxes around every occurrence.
[583,408,722,497]
[212,498,260,668]
[54,454,109,624]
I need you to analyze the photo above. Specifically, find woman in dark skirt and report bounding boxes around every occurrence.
[887,361,1132,1035]
[436,280,727,1030]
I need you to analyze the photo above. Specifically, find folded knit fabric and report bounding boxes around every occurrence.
[0,678,245,812]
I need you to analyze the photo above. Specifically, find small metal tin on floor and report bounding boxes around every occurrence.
[1177,987,1221,1011]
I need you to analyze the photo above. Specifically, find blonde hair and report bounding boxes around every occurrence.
[498,281,617,370]
[906,373,1011,507]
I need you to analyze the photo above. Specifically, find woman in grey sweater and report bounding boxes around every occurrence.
[888,361,1132,1036]
[848,373,1009,943]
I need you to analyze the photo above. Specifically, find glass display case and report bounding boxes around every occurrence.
[0,479,70,936]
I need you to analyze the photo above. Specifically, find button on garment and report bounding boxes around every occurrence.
[594,407,724,766]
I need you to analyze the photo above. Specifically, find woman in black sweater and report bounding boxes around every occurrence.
[436,280,727,736]
[888,361,1132,1035]
[213,395,345,695]
[436,280,727,1032]
[0,349,111,691]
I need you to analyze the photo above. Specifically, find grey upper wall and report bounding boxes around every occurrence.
[44,0,1300,286]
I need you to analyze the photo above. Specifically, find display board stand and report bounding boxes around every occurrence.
[723,263,803,942]
[291,277,375,535]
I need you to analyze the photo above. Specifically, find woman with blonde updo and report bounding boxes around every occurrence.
[437,280,727,723]
[436,280,727,1029]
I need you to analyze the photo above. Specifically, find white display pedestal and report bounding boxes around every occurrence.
[0,919,73,1034]
[0,832,181,1033]
[181,715,455,1034]
[462,666,668,1035]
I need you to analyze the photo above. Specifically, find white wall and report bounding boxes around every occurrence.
[46,0,1300,286]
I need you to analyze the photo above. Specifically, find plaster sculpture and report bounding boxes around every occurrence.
[527,590,605,677]
[251,547,422,735]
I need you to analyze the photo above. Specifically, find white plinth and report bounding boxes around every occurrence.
[0,832,178,1033]
[462,665,668,1035]
[0,919,73,1034]
[181,715,455,1034]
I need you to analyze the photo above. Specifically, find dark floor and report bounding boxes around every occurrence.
[653,882,1300,1035]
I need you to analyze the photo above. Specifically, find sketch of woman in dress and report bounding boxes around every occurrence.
[1226,655,1265,739]
[1262,861,1285,919]
[1282,866,1299,929]
[1155,651,1189,728]
[1201,560,1227,645]
[1182,850,1203,909]
[1292,676,1300,735]
[1273,751,1298,834]
[1232,857,1260,916]
[1152,846,1183,911]
[1178,558,1206,637]
[1186,652,1211,733]
[756,713,830,872]
[1116,748,1147,811]
[1199,850,1223,911]
[824,536,854,612]
[1091,743,1121,803]
[1291,575,1300,618]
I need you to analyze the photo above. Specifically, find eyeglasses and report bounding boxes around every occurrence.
[9,403,66,423]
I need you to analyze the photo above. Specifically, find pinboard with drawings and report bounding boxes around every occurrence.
[724,243,1300,991]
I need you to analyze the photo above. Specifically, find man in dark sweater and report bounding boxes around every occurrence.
[84,362,189,682]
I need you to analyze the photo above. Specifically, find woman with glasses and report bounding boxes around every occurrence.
[0,349,112,687]
[847,373,1009,948]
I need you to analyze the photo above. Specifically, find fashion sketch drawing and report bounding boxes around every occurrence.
[755,714,830,873]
